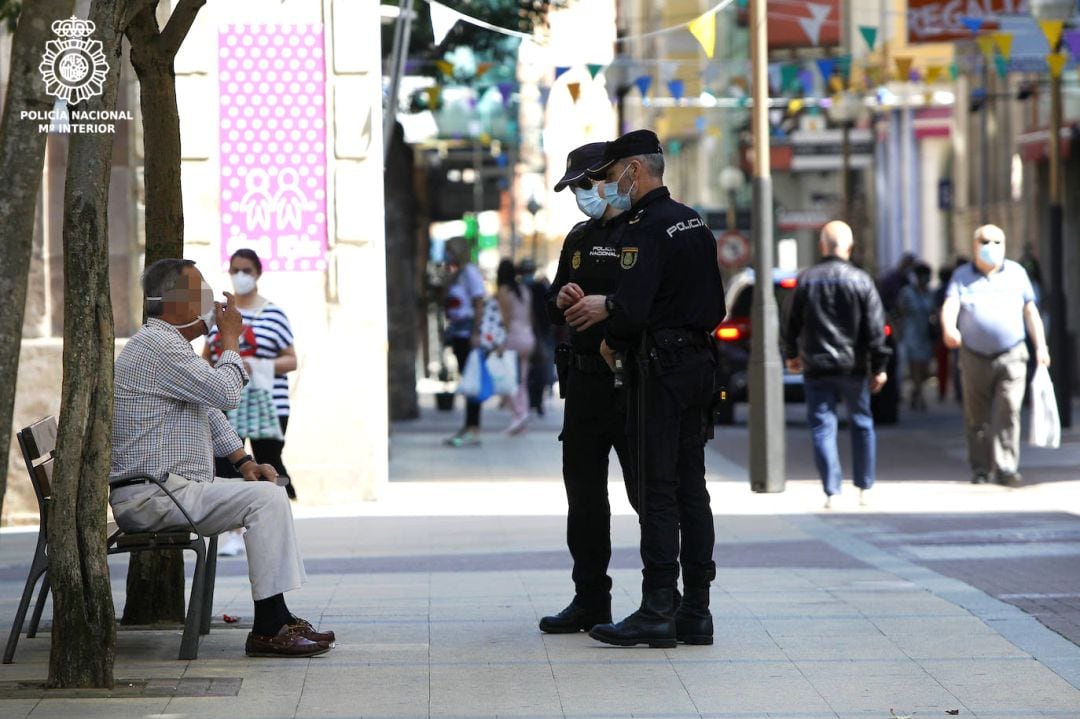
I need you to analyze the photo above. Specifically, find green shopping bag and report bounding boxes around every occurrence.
[227,384,284,440]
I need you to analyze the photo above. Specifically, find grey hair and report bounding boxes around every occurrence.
[629,152,665,180]
[143,258,196,317]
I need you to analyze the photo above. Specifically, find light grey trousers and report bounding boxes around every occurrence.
[958,343,1028,478]
[110,474,307,601]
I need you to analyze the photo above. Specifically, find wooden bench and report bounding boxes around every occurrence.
[3,416,220,663]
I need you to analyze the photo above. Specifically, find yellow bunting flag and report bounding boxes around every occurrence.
[976,35,995,59]
[787,98,804,114]
[435,59,455,77]
[1040,19,1065,51]
[688,12,716,59]
[828,75,845,93]
[567,82,581,103]
[926,65,944,84]
[992,32,1014,61]
[425,86,442,107]
[1047,51,1068,78]
[894,56,913,81]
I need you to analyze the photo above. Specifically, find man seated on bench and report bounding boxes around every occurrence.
[109,258,335,658]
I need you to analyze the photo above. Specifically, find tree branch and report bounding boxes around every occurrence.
[159,0,206,58]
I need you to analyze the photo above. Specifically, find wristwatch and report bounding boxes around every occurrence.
[604,295,615,314]
[232,454,255,472]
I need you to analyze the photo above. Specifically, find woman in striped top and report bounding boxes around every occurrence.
[204,249,299,501]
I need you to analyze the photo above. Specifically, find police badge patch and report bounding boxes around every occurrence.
[571,250,581,270]
[620,247,638,269]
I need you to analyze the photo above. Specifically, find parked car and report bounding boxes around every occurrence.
[712,268,899,425]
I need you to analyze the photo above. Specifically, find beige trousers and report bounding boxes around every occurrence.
[110,474,307,601]
[958,343,1028,478]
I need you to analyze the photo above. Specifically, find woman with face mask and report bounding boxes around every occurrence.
[203,249,300,535]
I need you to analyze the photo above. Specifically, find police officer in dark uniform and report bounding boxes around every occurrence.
[538,142,637,634]
[585,130,726,648]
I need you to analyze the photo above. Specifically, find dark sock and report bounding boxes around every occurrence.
[253,594,291,636]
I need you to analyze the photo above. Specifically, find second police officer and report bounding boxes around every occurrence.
[587,130,726,648]
[539,142,637,634]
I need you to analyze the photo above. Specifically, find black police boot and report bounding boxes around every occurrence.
[674,586,713,645]
[588,588,677,648]
[539,599,611,634]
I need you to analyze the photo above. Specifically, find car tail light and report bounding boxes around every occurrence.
[779,277,797,289]
[715,319,751,342]
[884,323,893,337]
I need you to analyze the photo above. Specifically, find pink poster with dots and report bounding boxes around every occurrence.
[218,24,328,272]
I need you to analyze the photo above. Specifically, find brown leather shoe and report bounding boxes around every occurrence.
[288,616,336,646]
[245,625,331,657]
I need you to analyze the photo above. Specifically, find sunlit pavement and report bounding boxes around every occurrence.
[1,391,1079,718]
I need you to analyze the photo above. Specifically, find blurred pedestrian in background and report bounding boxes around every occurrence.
[898,262,935,411]
[497,259,536,435]
[520,258,556,417]
[783,221,890,509]
[940,224,1049,486]
[933,265,955,403]
[442,237,487,448]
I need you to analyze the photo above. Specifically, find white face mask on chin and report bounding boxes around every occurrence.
[148,280,216,335]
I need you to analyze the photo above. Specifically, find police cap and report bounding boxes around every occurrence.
[585,129,663,178]
[554,142,607,192]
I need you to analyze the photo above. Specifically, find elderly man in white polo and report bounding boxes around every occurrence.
[940,224,1050,486]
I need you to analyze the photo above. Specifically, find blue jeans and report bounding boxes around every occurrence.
[804,375,876,496]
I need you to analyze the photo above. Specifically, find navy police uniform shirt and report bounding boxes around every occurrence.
[547,214,627,355]
[604,187,725,352]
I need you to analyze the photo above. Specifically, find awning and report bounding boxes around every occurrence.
[1017,125,1077,163]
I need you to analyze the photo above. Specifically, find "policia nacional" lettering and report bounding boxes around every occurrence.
[666,217,705,237]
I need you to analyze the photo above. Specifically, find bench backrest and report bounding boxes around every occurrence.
[17,416,58,503]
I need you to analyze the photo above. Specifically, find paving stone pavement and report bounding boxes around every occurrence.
[0,397,1079,718]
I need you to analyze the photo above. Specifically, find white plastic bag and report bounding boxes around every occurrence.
[486,350,519,396]
[459,349,493,401]
[1029,365,1061,449]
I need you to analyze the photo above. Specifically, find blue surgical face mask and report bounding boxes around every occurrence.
[601,164,635,211]
[978,242,1004,268]
[573,184,608,219]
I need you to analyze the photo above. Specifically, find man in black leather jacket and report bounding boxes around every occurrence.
[782,221,890,508]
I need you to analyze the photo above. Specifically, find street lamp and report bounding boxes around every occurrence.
[1030,0,1073,427]
[826,92,865,223]
[748,0,786,492]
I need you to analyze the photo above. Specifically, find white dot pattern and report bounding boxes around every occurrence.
[219,24,328,272]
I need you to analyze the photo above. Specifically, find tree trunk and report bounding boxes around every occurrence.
[0,0,75,520]
[120,0,204,626]
[385,121,420,420]
[48,0,130,689]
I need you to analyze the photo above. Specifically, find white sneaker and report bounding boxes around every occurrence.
[217,531,245,557]
[858,488,869,507]
[823,496,833,510]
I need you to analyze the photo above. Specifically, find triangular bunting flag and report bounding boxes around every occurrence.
[926,65,944,84]
[1047,51,1068,79]
[949,63,959,80]
[780,64,800,92]
[976,35,996,59]
[798,68,814,94]
[668,79,684,102]
[668,140,683,156]
[797,2,832,47]
[497,82,516,105]
[538,86,550,107]
[894,56,913,81]
[554,66,571,81]
[866,66,882,86]
[1065,29,1080,60]
[435,59,455,77]
[429,1,461,46]
[859,25,878,51]
[634,75,652,96]
[992,32,1013,61]
[695,116,707,133]
[567,82,581,103]
[829,75,844,93]
[424,86,442,108]
[587,63,605,79]
[816,58,836,83]
[960,16,984,35]
[994,55,1009,78]
[476,62,493,78]
[688,12,716,59]
[1040,20,1065,51]
[787,98,804,115]
[836,54,853,79]
[768,63,783,93]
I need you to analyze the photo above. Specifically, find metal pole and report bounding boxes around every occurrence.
[841,122,852,223]
[748,0,785,493]
[980,57,990,223]
[1048,70,1072,426]
[383,0,414,162]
